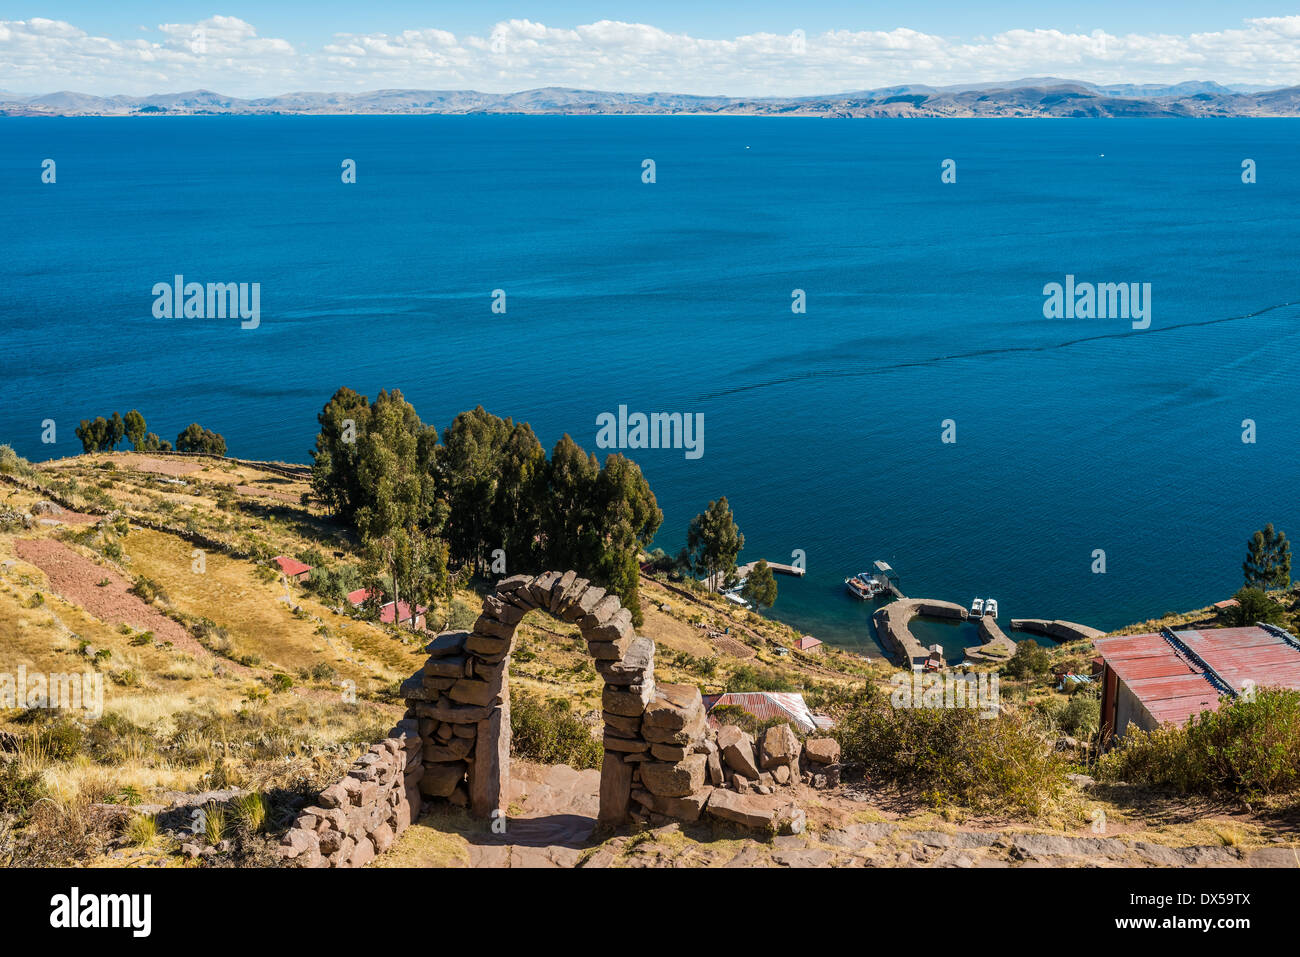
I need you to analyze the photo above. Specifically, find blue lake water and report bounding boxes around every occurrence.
[2,116,1298,656]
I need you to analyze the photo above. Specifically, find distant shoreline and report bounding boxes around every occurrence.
[6,78,1300,119]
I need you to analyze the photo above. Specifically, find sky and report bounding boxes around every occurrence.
[2,3,1300,97]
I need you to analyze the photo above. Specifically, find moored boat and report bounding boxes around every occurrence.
[845,572,885,600]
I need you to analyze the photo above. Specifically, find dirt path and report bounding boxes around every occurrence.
[382,762,1300,869]
[13,538,209,659]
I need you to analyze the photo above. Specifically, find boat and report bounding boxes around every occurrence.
[970,597,984,616]
[845,573,885,600]
[984,599,998,619]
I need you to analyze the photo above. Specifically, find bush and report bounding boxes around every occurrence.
[125,814,158,847]
[1059,693,1100,737]
[1225,587,1287,627]
[1004,640,1053,680]
[510,693,601,770]
[309,662,338,682]
[36,720,85,761]
[727,663,796,692]
[231,792,268,834]
[0,759,47,814]
[129,577,168,604]
[447,599,478,631]
[830,683,1068,815]
[1098,688,1300,796]
[0,444,34,477]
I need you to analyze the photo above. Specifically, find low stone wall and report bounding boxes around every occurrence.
[966,615,1016,662]
[277,719,422,868]
[874,598,969,667]
[1011,618,1106,643]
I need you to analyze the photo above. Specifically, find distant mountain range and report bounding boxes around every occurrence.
[4,79,1300,117]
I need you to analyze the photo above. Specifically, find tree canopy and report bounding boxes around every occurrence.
[741,559,778,609]
[309,393,662,625]
[1244,524,1291,590]
[1227,587,1286,627]
[686,496,745,591]
[175,423,227,456]
[76,410,172,453]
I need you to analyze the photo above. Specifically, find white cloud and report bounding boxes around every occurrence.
[1,15,1299,97]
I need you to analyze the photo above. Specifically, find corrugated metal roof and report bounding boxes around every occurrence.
[273,555,312,576]
[1096,625,1300,728]
[703,691,822,733]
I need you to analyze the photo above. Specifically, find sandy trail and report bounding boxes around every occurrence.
[14,538,210,659]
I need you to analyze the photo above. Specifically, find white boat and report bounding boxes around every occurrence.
[845,573,885,600]
[970,597,984,616]
[984,599,998,619]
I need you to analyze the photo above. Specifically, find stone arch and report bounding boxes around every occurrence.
[402,570,678,826]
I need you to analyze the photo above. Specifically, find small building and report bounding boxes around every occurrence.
[272,555,312,582]
[346,587,374,608]
[793,635,823,654]
[1095,625,1300,741]
[380,600,426,630]
[702,691,834,733]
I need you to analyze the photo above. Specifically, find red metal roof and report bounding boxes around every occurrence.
[347,587,374,607]
[703,691,825,732]
[794,635,822,650]
[1096,626,1300,727]
[273,555,312,576]
[380,600,426,625]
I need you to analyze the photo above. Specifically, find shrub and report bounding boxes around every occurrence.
[510,693,601,770]
[830,683,1067,815]
[129,577,168,604]
[1004,639,1053,680]
[1225,587,1287,628]
[727,663,796,692]
[231,792,268,834]
[203,802,226,845]
[0,444,34,477]
[1059,693,1100,737]
[309,662,338,682]
[1098,688,1300,796]
[125,814,158,847]
[447,599,478,631]
[36,721,84,761]
[0,759,47,814]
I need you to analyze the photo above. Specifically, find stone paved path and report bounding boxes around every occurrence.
[386,762,1300,869]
